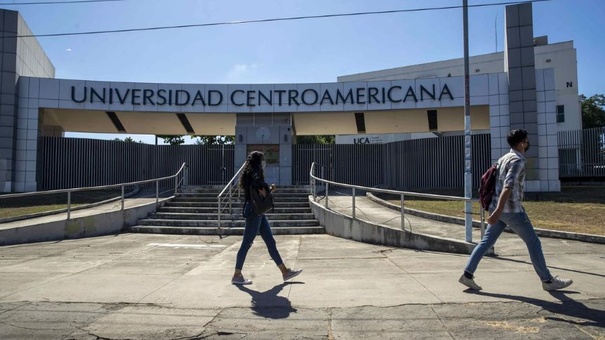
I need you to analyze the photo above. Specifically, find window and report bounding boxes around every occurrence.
[427,110,438,131]
[556,105,565,123]
[354,112,366,133]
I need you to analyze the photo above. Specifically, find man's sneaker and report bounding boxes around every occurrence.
[458,274,482,290]
[283,268,303,281]
[542,276,573,291]
[231,275,252,285]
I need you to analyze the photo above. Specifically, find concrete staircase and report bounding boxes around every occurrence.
[128,186,325,235]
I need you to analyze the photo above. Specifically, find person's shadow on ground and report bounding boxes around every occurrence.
[473,290,605,329]
[236,282,304,319]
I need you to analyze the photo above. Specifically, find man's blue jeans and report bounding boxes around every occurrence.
[235,202,284,270]
[464,211,552,281]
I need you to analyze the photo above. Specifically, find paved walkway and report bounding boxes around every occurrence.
[0,194,604,339]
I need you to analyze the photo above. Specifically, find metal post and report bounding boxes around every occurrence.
[174,175,178,196]
[352,187,356,219]
[218,197,222,230]
[325,182,329,209]
[228,183,232,215]
[311,175,315,201]
[156,181,159,205]
[400,193,405,230]
[67,191,71,220]
[121,185,125,211]
[183,165,189,187]
[463,0,473,242]
[480,208,486,239]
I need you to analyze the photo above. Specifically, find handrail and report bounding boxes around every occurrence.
[1,162,188,220]
[309,162,485,243]
[217,162,247,233]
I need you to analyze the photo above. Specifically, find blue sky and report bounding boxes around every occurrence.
[5,0,604,144]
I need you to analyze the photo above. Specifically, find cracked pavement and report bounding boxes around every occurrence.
[0,233,604,339]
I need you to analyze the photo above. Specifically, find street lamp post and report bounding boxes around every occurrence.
[463,0,473,242]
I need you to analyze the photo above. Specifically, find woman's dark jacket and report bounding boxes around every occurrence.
[242,166,270,201]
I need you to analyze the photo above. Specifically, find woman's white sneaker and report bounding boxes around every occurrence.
[458,274,482,290]
[542,276,573,291]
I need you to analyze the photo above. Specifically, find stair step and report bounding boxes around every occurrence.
[127,225,325,235]
[159,207,312,214]
[172,197,310,203]
[150,212,316,220]
[164,202,310,208]
[136,185,319,235]
[137,219,320,228]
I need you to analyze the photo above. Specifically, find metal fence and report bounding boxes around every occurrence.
[39,137,234,190]
[38,128,603,191]
[292,144,384,187]
[558,126,605,178]
[293,134,491,190]
[385,134,491,190]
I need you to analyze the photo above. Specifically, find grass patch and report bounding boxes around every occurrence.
[385,186,605,236]
[0,189,123,220]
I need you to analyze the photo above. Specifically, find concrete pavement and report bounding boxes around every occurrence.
[0,230,604,339]
[0,192,604,339]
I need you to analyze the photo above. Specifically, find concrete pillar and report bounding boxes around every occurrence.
[235,113,294,185]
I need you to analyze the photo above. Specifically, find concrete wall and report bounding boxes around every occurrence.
[0,9,55,193]
[0,200,160,246]
[309,198,475,255]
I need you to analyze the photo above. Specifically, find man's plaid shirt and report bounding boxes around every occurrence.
[490,148,526,213]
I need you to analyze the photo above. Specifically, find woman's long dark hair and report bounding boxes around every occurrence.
[240,151,264,188]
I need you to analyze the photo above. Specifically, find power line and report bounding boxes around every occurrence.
[14,0,552,38]
[0,0,129,5]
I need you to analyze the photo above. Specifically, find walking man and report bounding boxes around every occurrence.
[459,129,573,291]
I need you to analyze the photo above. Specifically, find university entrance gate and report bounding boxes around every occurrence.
[38,134,491,191]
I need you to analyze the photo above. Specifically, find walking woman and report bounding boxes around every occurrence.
[232,151,302,285]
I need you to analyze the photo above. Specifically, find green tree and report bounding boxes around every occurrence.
[113,137,140,143]
[193,135,235,145]
[157,135,185,145]
[581,94,605,128]
[296,135,335,144]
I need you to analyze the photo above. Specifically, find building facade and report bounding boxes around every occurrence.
[0,3,580,193]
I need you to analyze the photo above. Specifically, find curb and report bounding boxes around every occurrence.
[367,192,605,245]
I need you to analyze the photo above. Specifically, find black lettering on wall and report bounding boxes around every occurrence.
[320,89,334,105]
[143,89,155,105]
[71,86,86,103]
[439,84,454,100]
[191,90,206,106]
[115,88,130,105]
[368,87,380,104]
[301,89,318,105]
[420,84,436,100]
[387,86,402,103]
[336,89,353,104]
[208,90,223,106]
[175,90,189,106]
[288,90,300,106]
[131,89,141,105]
[231,90,245,106]
[404,86,418,102]
[157,89,167,105]
[90,87,106,104]
[258,90,272,105]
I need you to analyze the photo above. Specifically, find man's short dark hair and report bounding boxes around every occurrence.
[507,129,528,148]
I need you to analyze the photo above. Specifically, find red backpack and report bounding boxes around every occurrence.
[478,163,498,210]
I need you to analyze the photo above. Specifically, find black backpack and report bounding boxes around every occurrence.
[478,163,498,210]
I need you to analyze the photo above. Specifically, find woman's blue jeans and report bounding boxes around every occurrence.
[235,202,284,270]
[464,211,552,281]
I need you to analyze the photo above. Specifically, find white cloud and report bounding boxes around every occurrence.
[224,63,259,83]
[66,48,72,52]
